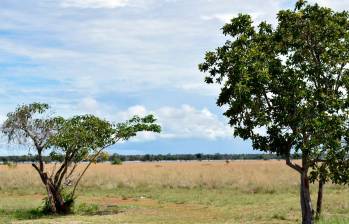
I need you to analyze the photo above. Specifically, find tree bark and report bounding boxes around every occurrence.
[44,178,57,213]
[316,179,324,219]
[286,157,314,224]
[300,172,314,224]
[42,176,71,214]
[32,163,69,214]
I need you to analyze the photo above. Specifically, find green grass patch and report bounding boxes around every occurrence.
[0,186,348,224]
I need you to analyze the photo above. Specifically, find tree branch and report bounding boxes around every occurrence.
[32,163,41,173]
[334,63,345,93]
[286,157,303,173]
[70,140,117,198]
[54,152,72,185]
[31,163,46,184]
[65,163,78,181]
[262,89,272,111]
[54,150,77,188]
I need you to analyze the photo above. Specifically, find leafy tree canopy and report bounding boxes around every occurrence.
[199,1,349,182]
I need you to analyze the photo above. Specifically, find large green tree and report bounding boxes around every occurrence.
[2,103,161,214]
[199,1,349,223]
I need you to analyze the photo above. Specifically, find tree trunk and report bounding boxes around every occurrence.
[300,172,314,224]
[41,173,68,214]
[44,181,57,213]
[316,179,324,219]
[32,163,70,214]
[286,157,314,224]
[47,178,72,214]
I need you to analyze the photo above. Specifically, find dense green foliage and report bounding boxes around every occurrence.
[199,1,349,174]
[48,115,115,162]
[199,1,349,223]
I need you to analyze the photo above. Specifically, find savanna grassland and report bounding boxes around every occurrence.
[0,160,348,224]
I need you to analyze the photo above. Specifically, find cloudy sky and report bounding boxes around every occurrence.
[0,0,348,155]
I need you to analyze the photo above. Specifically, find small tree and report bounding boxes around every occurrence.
[110,154,123,165]
[49,114,161,204]
[199,1,349,223]
[2,103,161,214]
[95,151,110,163]
[2,103,65,212]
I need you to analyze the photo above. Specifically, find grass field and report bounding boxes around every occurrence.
[0,160,348,223]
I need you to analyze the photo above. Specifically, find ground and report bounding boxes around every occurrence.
[0,161,348,223]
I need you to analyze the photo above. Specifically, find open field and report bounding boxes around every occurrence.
[0,160,348,223]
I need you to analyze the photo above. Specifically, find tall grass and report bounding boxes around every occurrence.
[1,160,300,192]
[0,160,348,224]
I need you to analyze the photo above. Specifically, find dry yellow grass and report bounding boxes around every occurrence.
[0,160,299,191]
[0,160,348,224]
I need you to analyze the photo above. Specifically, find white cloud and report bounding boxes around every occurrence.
[201,12,262,24]
[0,0,290,101]
[0,39,82,60]
[116,104,232,142]
[126,105,148,117]
[0,114,6,124]
[156,105,232,140]
[131,131,159,142]
[308,0,349,10]
[178,83,220,96]
[201,14,236,23]
[79,97,99,112]
[116,105,148,122]
[61,0,130,8]
[200,0,284,27]
[4,0,348,103]
[1,0,285,155]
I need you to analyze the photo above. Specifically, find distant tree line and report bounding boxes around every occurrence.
[111,153,287,161]
[0,153,291,163]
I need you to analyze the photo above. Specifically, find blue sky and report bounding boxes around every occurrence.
[0,0,348,155]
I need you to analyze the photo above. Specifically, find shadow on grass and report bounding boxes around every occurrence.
[0,208,46,220]
[0,203,122,221]
[75,203,123,216]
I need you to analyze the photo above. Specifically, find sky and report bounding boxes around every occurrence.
[0,0,349,156]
